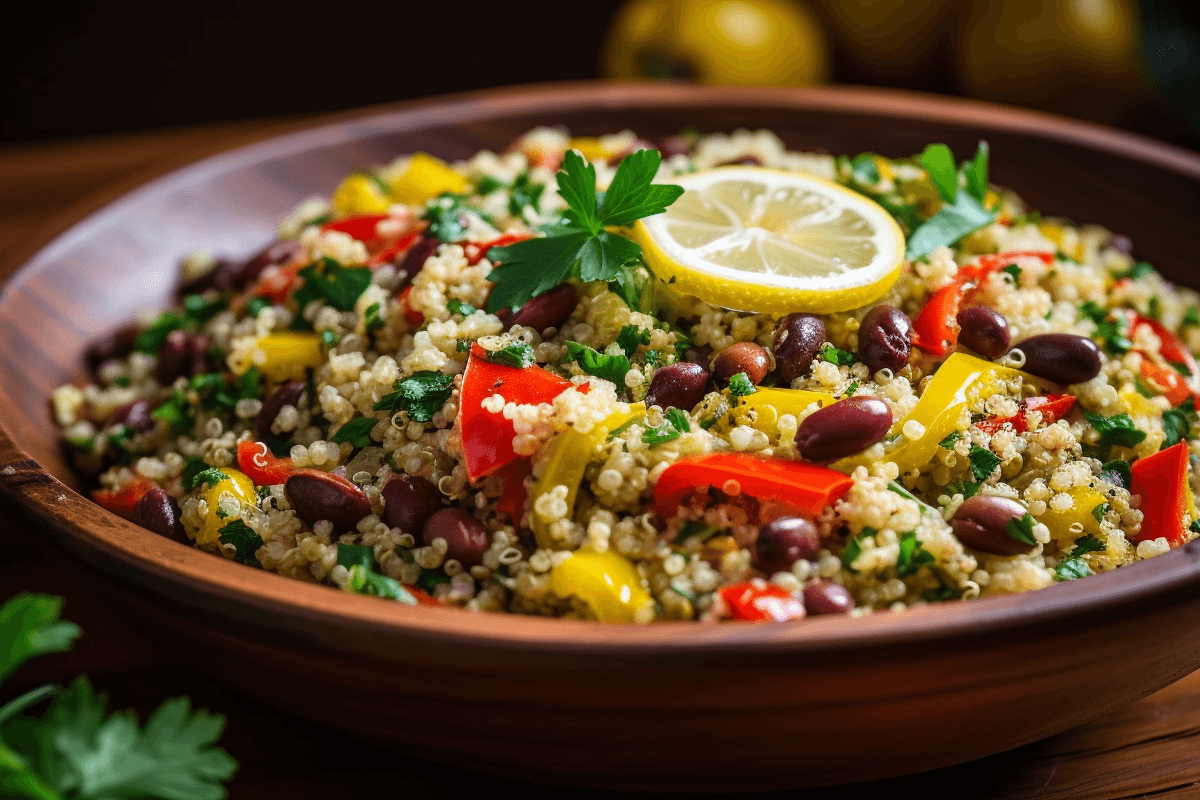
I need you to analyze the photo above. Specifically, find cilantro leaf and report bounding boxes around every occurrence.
[336,543,373,571]
[1005,512,1038,546]
[565,341,631,384]
[217,520,263,566]
[485,341,536,369]
[917,143,958,202]
[373,371,454,423]
[968,445,1002,482]
[1092,502,1111,523]
[1083,411,1146,458]
[330,417,376,449]
[896,530,935,577]
[727,372,756,397]
[1162,399,1198,449]
[292,257,371,312]
[485,149,682,313]
[906,190,996,261]
[0,594,82,684]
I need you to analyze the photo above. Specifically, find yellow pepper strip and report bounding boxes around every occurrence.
[198,469,257,546]
[834,353,1029,475]
[252,332,325,383]
[531,403,645,549]
[332,174,392,217]
[548,548,651,623]
[387,152,468,205]
[567,137,610,161]
[721,387,835,439]
[1035,485,1107,545]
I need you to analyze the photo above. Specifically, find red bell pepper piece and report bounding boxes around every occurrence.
[403,584,442,606]
[322,214,389,243]
[366,225,426,268]
[463,233,533,266]
[397,285,425,327]
[236,440,295,486]
[459,344,577,481]
[495,459,532,524]
[911,251,1054,356]
[653,454,853,520]
[93,478,156,520]
[1130,442,1190,545]
[1119,310,1200,407]
[720,581,806,622]
[975,393,1076,435]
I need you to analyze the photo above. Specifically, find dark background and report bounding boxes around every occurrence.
[5,1,1199,150]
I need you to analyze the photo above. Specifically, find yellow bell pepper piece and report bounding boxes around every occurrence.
[1035,485,1107,545]
[548,548,651,623]
[567,137,609,161]
[722,387,835,438]
[198,469,257,547]
[332,174,392,217]
[531,403,644,548]
[387,152,468,205]
[834,353,1029,476]
[252,332,324,383]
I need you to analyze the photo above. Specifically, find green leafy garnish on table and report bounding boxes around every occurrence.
[485,149,684,313]
[0,593,238,798]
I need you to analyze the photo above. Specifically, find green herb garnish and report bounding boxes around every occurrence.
[1083,411,1146,459]
[1162,398,1198,449]
[674,520,718,544]
[446,298,478,316]
[344,564,418,604]
[643,407,691,447]
[1001,264,1022,284]
[727,372,756,398]
[507,170,545,217]
[1114,261,1154,281]
[1005,512,1038,546]
[968,445,1002,482]
[485,149,683,313]
[896,530,935,577]
[486,341,536,369]
[617,324,652,355]
[330,417,376,449]
[818,342,856,366]
[133,310,185,354]
[906,142,995,260]
[1101,459,1132,489]
[182,293,225,324]
[364,301,385,332]
[1054,534,1105,581]
[218,520,263,565]
[292,257,371,312]
[373,371,454,423]
[939,431,962,449]
[565,342,631,384]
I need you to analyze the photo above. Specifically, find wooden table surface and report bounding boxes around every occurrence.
[3,118,1200,799]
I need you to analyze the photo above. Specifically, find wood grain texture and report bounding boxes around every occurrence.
[2,83,1200,792]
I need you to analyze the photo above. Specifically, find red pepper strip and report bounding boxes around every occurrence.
[1130,442,1190,545]
[975,393,1076,435]
[366,224,427,268]
[321,213,388,243]
[1120,310,1200,406]
[720,582,805,622]
[93,478,156,520]
[495,459,532,524]
[403,584,442,605]
[463,233,533,266]
[459,344,576,482]
[1139,360,1194,408]
[912,251,1055,356]
[236,440,295,486]
[653,454,853,520]
[397,285,425,327]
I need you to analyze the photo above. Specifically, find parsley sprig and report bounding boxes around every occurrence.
[485,149,683,313]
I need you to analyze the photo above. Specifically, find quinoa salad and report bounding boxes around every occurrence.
[53,126,1200,624]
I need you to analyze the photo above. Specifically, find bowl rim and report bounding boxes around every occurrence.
[5,80,1200,658]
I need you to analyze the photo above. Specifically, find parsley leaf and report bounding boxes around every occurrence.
[643,408,691,447]
[1072,534,1105,556]
[218,520,263,565]
[373,371,454,423]
[364,301,385,332]
[336,543,373,571]
[485,149,683,313]
[1183,308,1200,328]
[1083,411,1147,459]
[292,257,371,312]
[1092,502,1111,523]
[1005,512,1038,546]
[818,342,856,365]
[188,467,230,491]
[1100,459,1132,489]
[961,141,990,202]
[507,170,544,217]
[617,324,652,355]
[345,564,418,604]
[906,141,996,260]
[446,298,478,316]
[330,417,376,449]
[939,432,962,449]
[896,530,936,577]
[842,528,871,573]
[968,445,1002,482]
[1162,398,1198,449]
[182,293,225,324]
[727,372,756,397]
[947,479,980,499]
[423,193,491,243]
[917,143,958,202]
[485,341,536,369]
[1115,261,1154,280]
[1055,534,1105,581]
[0,594,81,683]
[674,520,718,544]
[565,342,631,384]
[848,152,881,184]
[133,311,185,354]
[1001,263,1022,284]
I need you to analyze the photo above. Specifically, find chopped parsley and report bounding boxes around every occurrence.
[1001,263,1022,284]
[1083,410,1146,459]
[150,391,192,434]
[818,342,856,366]
[373,371,454,422]
[1183,308,1200,328]
[565,341,631,384]
[947,479,981,499]
[674,520,718,544]
[133,310,185,353]
[446,298,478,316]
[507,170,545,217]
[1147,296,1163,320]
[292,257,371,312]
[968,445,1002,482]
[1079,302,1132,354]
[423,193,490,242]
[842,528,871,573]
[848,152,881,184]
[1055,534,1105,581]
[344,564,417,604]
[617,324,652,355]
[906,141,994,261]
[896,530,935,577]
[486,341,537,369]
[643,407,691,447]
[1005,512,1038,546]
[1114,261,1154,281]
[336,543,373,571]
[485,149,683,313]
[364,301,385,332]
[1161,398,1198,449]
[1100,459,1132,489]
[217,520,264,566]
[727,372,756,397]
[1091,502,1111,523]
[182,293,225,324]
[321,329,340,348]
[939,431,962,449]
[330,417,376,449]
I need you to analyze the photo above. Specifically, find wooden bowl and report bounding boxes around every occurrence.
[3,83,1200,792]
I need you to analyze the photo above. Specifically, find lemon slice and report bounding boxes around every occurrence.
[630,167,905,314]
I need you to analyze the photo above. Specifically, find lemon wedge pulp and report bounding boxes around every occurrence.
[630,167,905,314]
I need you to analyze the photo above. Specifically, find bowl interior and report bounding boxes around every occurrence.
[4,83,1200,649]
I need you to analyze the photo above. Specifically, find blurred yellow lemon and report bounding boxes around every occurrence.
[630,167,904,314]
[816,0,950,81]
[954,0,1141,103]
[601,0,830,86]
